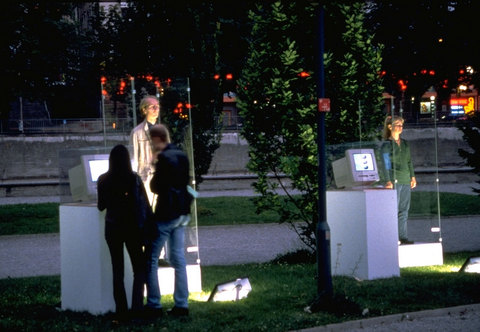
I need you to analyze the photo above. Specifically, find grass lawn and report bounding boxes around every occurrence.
[0,251,479,331]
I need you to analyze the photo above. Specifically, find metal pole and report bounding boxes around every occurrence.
[186,77,200,265]
[306,3,333,313]
[101,79,107,147]
[131,76,137,129]
[358,100,362,142]
[432,97,442,243]
[19,96,24,133]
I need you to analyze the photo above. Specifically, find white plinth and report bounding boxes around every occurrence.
[327,189,400,280]
[60,204,202,315]
[60,203,132,315]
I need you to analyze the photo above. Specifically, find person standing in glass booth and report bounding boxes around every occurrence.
[381,115,417,245]
[130,95,161,206]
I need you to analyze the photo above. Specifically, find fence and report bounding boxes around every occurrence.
[0,115,465,136]
[0,115,246,135]
[0,118,134,136]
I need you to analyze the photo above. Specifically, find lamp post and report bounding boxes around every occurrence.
[305,2,333,313]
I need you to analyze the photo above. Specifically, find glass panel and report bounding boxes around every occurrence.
[59,78,199,266]
[326,133,441,246]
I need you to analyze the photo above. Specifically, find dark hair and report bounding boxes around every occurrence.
[108,144,133,176]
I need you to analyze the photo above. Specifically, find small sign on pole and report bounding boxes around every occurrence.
[318,98,330,112]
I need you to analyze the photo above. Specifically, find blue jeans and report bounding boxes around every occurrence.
[145,216,188,309]
[396,184,411,240]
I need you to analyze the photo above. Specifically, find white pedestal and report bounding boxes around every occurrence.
[60,204,202,315]
[327,189,400,280]
[60,203,132,315]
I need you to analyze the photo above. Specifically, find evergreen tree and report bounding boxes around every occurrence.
[324,3,384,143]
[237,1,384,249]
[113,1,224,187]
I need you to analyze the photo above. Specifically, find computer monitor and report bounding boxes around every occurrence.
[68,154,109,202]
[332,148,380,189]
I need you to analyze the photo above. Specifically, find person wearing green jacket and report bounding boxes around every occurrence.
[381,115,417,244]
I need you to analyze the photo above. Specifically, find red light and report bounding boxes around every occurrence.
[186,103,192,109]
[420,69,427,75]
[102,89,107,96]
[298,71,310,77]
[225,73,233,80]
[145,75,153,81]
[100,76,107,84]
[214,74,220,80]
[442,79,448,89]
[459,69,465,75]
[379,70,386,77]
[429,70,435,76]
[398,79,407,91]
[154,80,161,88]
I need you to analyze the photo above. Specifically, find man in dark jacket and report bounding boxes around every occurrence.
[145,124,192,317]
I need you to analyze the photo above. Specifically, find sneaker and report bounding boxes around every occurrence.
[144,307,164,319]
[167,306,189,317]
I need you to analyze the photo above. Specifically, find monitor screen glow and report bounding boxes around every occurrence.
[332,148,379,189]
[88,159,109,182]
[353,153,375,171]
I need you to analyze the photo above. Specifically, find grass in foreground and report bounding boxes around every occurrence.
[1,192,479,236]
[0,251,479,331]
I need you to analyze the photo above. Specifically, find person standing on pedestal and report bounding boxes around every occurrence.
[130,95,160,206]
[131,95,170,264]
[145,124,193,318]
[97,144,150,321]
[381,115,417,245]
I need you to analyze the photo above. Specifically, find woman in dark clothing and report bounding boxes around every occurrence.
[97,144,148,320]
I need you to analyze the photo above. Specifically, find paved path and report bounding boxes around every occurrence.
[0,223,306,279]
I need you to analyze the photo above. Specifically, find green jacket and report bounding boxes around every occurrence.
[381,139,415,185]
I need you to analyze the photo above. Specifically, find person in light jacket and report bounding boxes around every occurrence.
[130,95,161,205]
